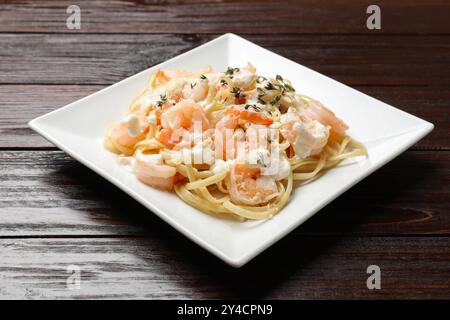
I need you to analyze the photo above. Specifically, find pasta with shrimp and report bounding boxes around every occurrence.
[104,63,367,220]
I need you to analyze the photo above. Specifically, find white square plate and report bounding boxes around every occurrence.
[29,34,433,267]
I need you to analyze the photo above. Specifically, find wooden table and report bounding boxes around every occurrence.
[0,1,449,299]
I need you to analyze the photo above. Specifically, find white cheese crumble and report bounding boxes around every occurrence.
[136,152,163,165]
[233,70,256,88]
[121,114,145,137]
[212,159,233,174]
[292,120,329,158]
[147,113,158,126]
[266,154,291,180]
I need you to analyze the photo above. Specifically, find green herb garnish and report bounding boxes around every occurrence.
[257,96,266,104]
[256,151,267,167]
[270,95,281,106]
[257,76,267,83]
[244,104,261,112]
[225,67,240,75]
[264,82,275,90]
[274,74,295,93]
[156,94,167,108]
[284,84,295,92]
[231,87,243,99]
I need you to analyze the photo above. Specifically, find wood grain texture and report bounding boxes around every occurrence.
[0,0,449,34]
[0,85,103,149]
[1,34,449,86]
[1,150,448,237]
[0,236,448,299]
[0,85,446,149]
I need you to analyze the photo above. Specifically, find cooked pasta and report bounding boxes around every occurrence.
[104,63,367,220]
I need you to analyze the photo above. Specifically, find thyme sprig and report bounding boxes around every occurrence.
[274,74,295,93]
[264,82,275,90]
[156,94,167,108]
[257,76,267,84]
[256,74,295,106]
[256,87,266,104]
[270,95,281,106]
[231,87,244,99]
[244,104,261,112]
[225,67,240,79]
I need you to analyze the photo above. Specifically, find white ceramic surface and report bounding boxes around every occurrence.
[29,34,434,267]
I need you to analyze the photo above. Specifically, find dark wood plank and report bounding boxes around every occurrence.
[0,236,448,299]
[0,85,103,148]
[0,0,449,34]
[1,150,448,237]
[0,85,446,149]
[354,86,448,150]
[1,34,449,86]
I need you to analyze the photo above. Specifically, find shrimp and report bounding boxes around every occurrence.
[156,128,181,149]
[108,111,148,153]
[280,110,329,159]
[232,63,257,90]
[135,153,177,190]
[214,107,273,160]
[300,97,348,141]
[227,164,279,205]
[161,99,210,132]
[239,108,273,126]
[156,127,193,151]
[149,69,192,90]
[149,70,171,90]
[215,107,240,131]
[214,107,241,160]
[223,106,273,126]
[157,100,210,149]
[182,80,209,102]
